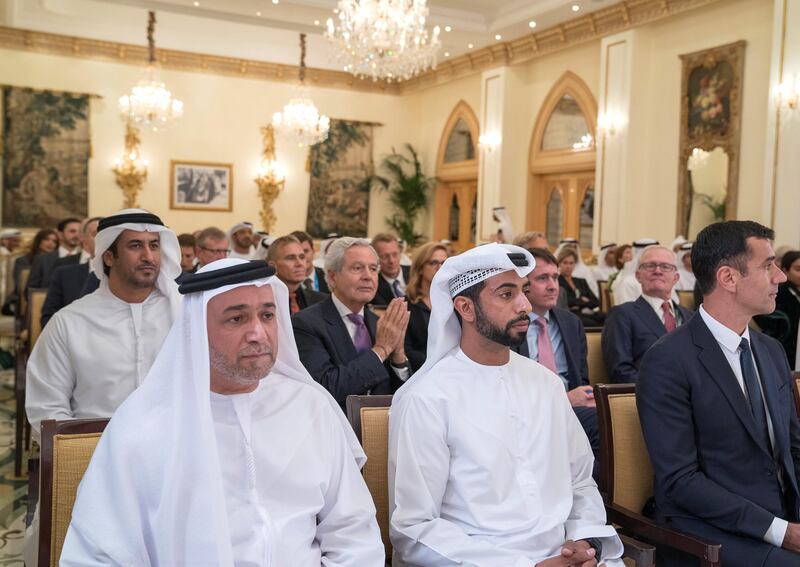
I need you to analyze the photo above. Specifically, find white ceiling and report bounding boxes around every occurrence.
[3,0,613,73]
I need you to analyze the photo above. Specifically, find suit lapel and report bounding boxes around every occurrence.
[551,309,579,390]
[751,334,789,458]
[633,296,667,338]
[321,298,357,360]
[692,316,773,458]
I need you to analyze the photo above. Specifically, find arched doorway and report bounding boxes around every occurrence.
[434,100,479,254]
[527,72,597,255]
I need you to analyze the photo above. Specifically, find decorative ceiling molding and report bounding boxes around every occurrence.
[0,25,400,95]
[0,0,721,96]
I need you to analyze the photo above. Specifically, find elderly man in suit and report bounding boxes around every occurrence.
[291,237,412,409]
[370,232,410,306]
[267,235,326,313]
[638,220,800,566]
[602,244,693,383]
[517,247,600,477]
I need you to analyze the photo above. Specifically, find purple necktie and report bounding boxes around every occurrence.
[346,313,372,353]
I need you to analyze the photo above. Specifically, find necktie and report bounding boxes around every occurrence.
[662,301,677,332]
[392,279,402,298]
[534,318,558,374]
[739,338,771,450]
[304,278,315,291]
[289,291,300,314]
[346,313,372,353]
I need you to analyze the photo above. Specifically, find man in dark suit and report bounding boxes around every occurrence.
[27,217,83,289]
[516,248,600,477]
[292,237,411,408]
[602,244,693,383]
[638,221,800,566]
[290,230,330,294]
[370,233,410,306]
[267,235,327,313]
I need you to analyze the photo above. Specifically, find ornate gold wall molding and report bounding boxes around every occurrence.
[0,0,721,96]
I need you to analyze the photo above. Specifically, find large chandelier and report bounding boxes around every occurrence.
[272,33,330,148]
[325,0,441,82]
[119,11,183,131]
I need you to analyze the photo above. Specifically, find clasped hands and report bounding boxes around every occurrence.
[373,298,410,365]
[536,540,603,567]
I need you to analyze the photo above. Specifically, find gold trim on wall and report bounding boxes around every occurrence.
[0,0,721,96]
[769,0,788,227]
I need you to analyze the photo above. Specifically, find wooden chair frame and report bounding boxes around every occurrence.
[39,418,110,567]
[594,384,721,566]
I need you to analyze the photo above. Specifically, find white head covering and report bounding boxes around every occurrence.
[619,237,659,278]
[395,243,534,402]
[227,221,254,239]
[91,208,181,299]
[0,228,21,239]
[598,242,617,266]
[253,235,276,261]
[493,206,514,242]
[677,242,696,291]
[671,235,687,252]
[67,259,365,565]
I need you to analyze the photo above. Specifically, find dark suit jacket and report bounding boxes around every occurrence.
[295,286,327,310]
[515,307,589,390]
[637,314,800,549]
[291,296,407,407]
[559,275,599,312]
[774,282,800,367]
[371,266,411,306]
[314,266,330,295]
[404,300,430,370]
[27,251,80,290]
[41,263,100,328]
[602,296,694,383]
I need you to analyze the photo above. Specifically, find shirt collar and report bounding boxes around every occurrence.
[528,310,551,324]
[331,291,365,318]
[381,271,404,285]
[699,304,750,354]
[79,250,91,264]
[641,293,674,315]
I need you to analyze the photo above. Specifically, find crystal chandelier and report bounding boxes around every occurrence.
[325,0,441,82]
[272,34,330,148]
[119,11,183,132]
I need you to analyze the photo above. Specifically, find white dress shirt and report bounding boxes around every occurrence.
[640,294,684,326]
[698,306,787,547]
[381,271,407,297]
[58,245,79,258]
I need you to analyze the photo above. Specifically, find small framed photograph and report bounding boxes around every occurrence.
[170,160,233,211]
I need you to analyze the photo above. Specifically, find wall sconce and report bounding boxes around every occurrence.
[478,132,502,152]
[774,76,798,113]
[254,125,286,233]
[597,112,625,137]
[112,122,149,208]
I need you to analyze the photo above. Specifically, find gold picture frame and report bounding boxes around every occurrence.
[169,160,233,212]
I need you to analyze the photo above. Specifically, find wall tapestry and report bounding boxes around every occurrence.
[1,86,90,227]
[306,119,374,238]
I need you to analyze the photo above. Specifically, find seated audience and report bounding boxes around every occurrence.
[291,237,411,408]
[370,232,409,305]
[62,259,384,565]
[27,217,82,289]
[517,247,601,478]
[228,221,255,259]
[404,241,448,369]
[194,226,229,271]
[177,233,196,272]
[775,250,800,368]
[290,229,328,293]
[267,235,326,313]
[592,242,618,282]
[2,228,57,315]
[41,217,102,328]
[638,221,800,567]
[558,247,604,327]
[389,244,624,566]
[556,237,598,296]
[602,244,693,383]
[611,238,659,305]
[676,241,696,291]
[512,230,550,250]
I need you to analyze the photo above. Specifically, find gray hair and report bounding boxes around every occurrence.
[638,245,677,268]
[324,237,377,287]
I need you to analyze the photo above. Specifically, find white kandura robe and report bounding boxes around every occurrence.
[389,348,623,567]
[25,284,178,438]
[592,263,617,283]
[676,267,696,292]
[61,375,384,566]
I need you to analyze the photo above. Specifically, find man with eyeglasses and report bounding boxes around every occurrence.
[371,232,410,306]
[602,244,694,383]
[193,226,230,272]
[291,237,413,409]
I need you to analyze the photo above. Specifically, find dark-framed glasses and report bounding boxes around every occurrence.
[639,262,677,273]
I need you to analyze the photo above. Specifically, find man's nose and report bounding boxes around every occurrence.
[246,319,268,342]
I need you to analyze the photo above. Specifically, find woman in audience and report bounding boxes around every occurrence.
[558,248,604,327]
[2,228,58,315]
[614,244,632,270]
[776,250,800,369]
[404,241,448,369]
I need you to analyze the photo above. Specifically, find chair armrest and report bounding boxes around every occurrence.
[619,533,655,567]
[606,502,720,563]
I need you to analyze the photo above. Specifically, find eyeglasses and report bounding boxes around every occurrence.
[639,262,677,273]
[200,246,230,256]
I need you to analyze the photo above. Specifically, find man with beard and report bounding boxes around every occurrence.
[389,243,623,567]
[228,221,255,260]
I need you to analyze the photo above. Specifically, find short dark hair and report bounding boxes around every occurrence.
[177,233,196,248]
[58,217,81,232]
[781,250,800,273]
[290,230,313,246]
[694,220,775,296]
[102,235,122,276]
[528,247,558,268]
[196,227,226,248]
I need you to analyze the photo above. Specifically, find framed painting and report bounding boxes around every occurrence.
[170,160,233,211]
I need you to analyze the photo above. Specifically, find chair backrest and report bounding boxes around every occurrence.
[594,384,653,513]
[18,267,30,320]
[793,372,800,417]
[27,287,48,352]
[586,329,606,385]
[346,395,393,560]
[39,418,109,567]
[676,290,695,311]
[597,280,610,313]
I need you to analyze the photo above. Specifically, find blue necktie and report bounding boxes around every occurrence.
[392,279,402,298]
[739,338,771,451]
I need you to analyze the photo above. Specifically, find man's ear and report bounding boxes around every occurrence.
[453,296,476,323]
[102,249,114,269]
[716,265,738,293]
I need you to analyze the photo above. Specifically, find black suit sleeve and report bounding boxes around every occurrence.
[291,313,390,406]
[41,268,67,328]
[27,254,47,290]
[576,318,590,387]
[637,341,776,540]
[601,307,640,384]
